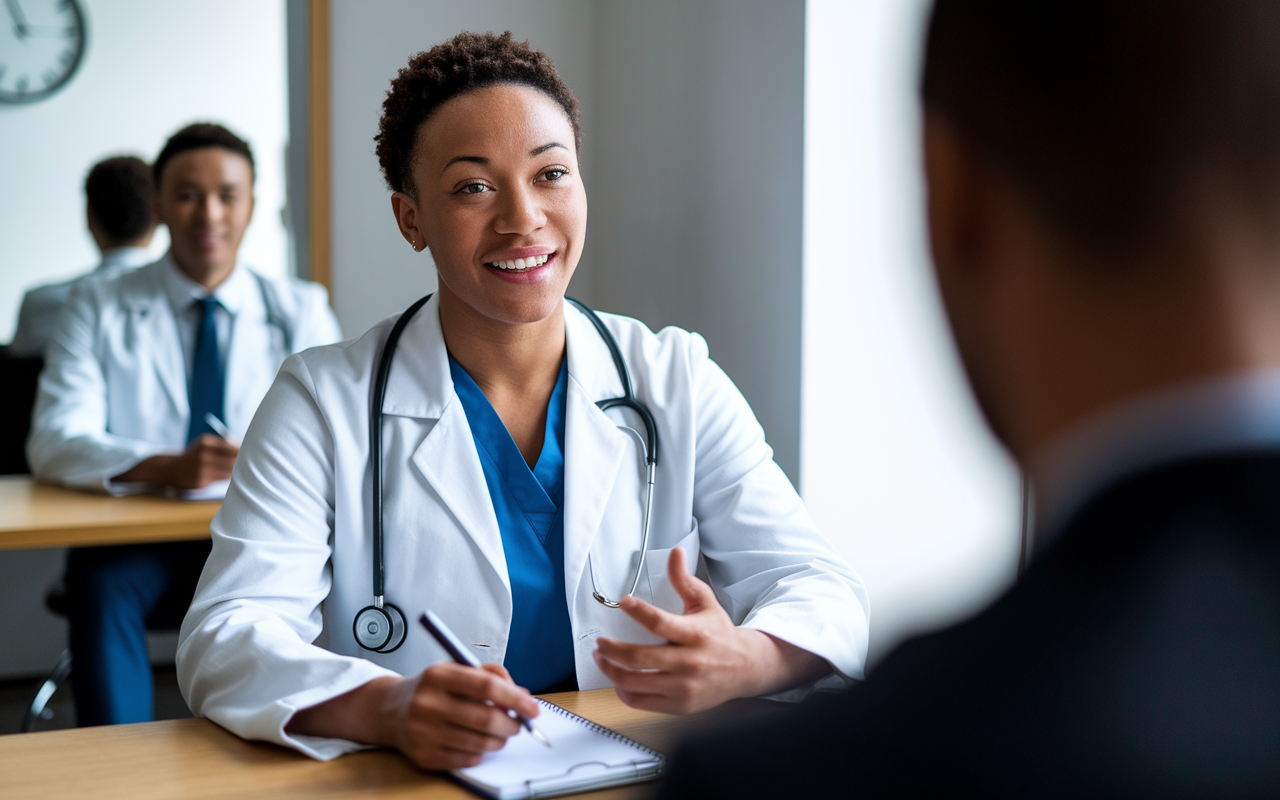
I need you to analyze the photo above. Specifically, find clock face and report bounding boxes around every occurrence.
[0,0,86,104]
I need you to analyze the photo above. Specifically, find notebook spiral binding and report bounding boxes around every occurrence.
[535,698,666,763]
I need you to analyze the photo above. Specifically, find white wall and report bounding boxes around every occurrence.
[0,0,291,344]
[0,0,288,679]
[328,0,597,338]
[802,0,1022,665]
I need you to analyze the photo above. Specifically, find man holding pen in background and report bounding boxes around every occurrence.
[28,123,341,726]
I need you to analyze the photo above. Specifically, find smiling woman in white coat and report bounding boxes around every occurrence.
[177,32,869,771]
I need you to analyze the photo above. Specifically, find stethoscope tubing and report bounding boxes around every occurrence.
[369,293,433,604]
[359,294,661,651]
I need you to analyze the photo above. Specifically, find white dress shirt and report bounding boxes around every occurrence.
[162,258,256,382]
[28,252,343,492]
[9,246,153,357]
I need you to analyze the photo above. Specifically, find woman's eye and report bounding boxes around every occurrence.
[458,183,490,195]
[542,169,566,181]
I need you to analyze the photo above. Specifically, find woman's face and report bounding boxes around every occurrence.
[397,84,587,327]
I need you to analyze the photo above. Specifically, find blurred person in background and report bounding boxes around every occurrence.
[659,0,1280,795]
[10,156,156,357]
[27,122,342,727]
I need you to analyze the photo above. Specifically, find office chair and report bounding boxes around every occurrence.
[0,346,66,731]
[0,346,42,475]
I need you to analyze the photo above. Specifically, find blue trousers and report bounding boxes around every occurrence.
[66,541,211,726]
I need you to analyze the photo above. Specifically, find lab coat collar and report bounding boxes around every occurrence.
[564,301,629,404]
[380,294,454,420]
[98,246,153,273]
[380,296,633,419]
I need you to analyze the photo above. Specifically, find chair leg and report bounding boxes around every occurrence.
[21,649,72,733]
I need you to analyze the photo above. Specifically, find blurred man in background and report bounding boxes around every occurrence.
[10,156,156,357]
[28,123,342,727]
[659,0,1280,794]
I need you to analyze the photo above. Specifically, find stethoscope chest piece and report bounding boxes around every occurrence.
[353,601,407,653]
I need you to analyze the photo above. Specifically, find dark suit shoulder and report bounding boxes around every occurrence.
[658,453,1280,798]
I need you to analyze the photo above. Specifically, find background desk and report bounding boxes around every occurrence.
[0,476,218,551]
[0,688,715,799]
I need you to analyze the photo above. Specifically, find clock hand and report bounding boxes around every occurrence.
[22,24,75,37]
[5,0,30,39]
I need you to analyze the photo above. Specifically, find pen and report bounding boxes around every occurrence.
[203,413,237,443]
[419,610,551,748]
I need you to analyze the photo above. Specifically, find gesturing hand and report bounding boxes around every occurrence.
[592,548,831,715]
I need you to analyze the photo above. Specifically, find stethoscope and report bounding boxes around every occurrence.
[354,295,660,653]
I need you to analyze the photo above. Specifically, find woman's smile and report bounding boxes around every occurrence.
[483,248,558,283]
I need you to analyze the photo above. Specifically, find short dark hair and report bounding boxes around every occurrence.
[922,0,1280,252]
[375,31,582,197]
[153,123,255,188]
[85,156,154,242]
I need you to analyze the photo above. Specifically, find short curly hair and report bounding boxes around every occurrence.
[85,156,154,242]
[375,31,582,197]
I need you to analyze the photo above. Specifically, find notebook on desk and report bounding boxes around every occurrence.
[452,698,666,800]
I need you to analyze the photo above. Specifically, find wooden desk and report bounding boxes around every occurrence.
[0,476,218,551]
[0,688,714,800]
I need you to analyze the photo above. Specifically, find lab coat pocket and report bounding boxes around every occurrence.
[642,521,700,615]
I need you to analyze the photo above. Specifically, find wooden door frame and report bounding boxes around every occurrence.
[307,0,331,291]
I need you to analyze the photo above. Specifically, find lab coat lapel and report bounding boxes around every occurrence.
[562,303,631,606]
[390,296,509,592]
[124,265,186,418]
[223,272,275,432]
[411,402,509,594]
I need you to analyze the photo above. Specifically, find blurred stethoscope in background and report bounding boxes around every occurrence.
[354,295,661,653]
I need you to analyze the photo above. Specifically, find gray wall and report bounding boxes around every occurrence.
[582,0,805,482]
[327,0,805,484]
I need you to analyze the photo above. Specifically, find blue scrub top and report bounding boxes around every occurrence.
[449,356,577,693]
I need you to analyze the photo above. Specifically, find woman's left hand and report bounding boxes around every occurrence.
[592,548,831,714]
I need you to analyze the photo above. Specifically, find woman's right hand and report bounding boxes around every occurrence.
[286,662,540,771]
[380,662,539,770]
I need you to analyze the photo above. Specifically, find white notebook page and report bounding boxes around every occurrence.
[453,699,664,799]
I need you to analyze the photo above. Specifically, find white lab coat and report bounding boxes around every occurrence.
[177,295,869,760]
[9,245,153,357]
[27,256,343,491]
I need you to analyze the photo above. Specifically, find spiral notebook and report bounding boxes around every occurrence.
[451,698,666,800]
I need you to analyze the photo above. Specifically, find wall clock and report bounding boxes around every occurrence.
[0,0,86,104]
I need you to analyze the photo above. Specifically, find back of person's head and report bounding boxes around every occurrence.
[85,156,154,245]
[153,123,255,188]
[921,0,1280,256]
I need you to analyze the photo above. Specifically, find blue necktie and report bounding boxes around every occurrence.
[187,297,225,444]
